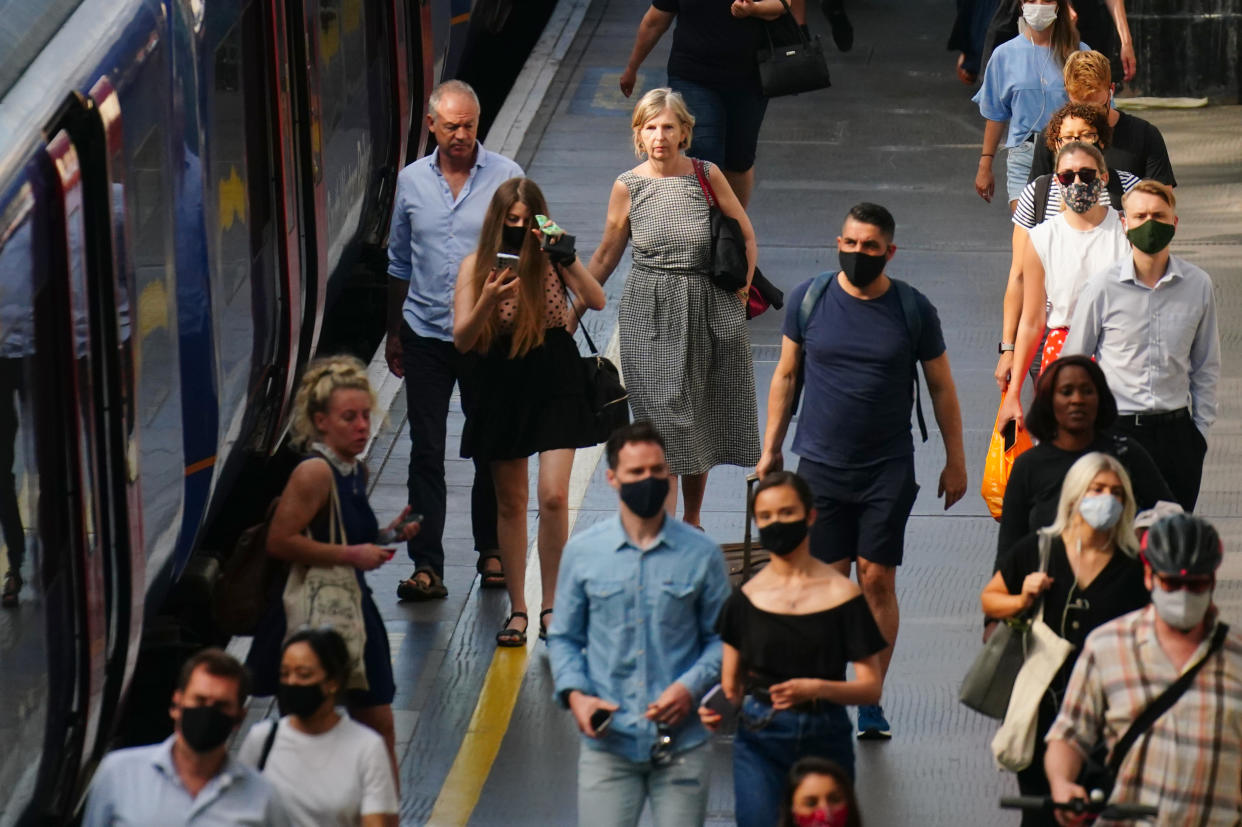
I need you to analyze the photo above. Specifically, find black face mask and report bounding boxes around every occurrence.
[179,704,237,753]
[277,682,327,719]
[839,250,887,289]
[619,476,670,519]
[757,520,808,556]
[502,224,528,251]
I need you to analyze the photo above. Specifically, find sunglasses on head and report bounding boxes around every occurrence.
[1056,168,1099,187]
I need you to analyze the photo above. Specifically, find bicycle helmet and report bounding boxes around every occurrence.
[1141,513,1222,577]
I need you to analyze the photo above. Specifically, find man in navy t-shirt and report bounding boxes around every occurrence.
[757,203,968,740]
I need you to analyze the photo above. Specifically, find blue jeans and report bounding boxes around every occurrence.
[577,741,712,827]
[1005,138,1036,203]
[733,697,854,827]
[666,74,769,172]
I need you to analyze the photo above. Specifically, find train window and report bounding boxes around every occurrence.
[0,0,83,100]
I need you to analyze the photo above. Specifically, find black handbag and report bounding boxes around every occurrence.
[757,0,832,98]
[556,267,631,443]
[691,159,748,292]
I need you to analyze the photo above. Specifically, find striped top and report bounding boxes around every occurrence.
[1012,169,1140,230]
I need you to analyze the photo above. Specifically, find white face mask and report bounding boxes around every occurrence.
[1151,587,1212,631]
[1022,2,1058,31]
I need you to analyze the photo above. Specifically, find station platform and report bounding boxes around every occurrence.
[307,0,1242,823]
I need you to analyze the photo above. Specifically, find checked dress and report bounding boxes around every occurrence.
[616,161,760,476]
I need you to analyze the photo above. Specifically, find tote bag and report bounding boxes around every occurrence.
[282,473,369,691]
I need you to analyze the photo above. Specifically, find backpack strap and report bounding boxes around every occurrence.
[258,718,279,771]
[892,279,929,443]
[1033,173,1052,225]
[1106,167,1125,214]
[790,271,838,413]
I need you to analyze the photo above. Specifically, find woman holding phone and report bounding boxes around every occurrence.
[700,471,886,827]
[454,177,606,647]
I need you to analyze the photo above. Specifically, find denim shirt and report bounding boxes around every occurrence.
[385,142,524,341]
[548,514,730,763]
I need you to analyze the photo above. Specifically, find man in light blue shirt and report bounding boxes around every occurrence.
[83,649,289,826]
[549,423,729,827]
[385,80,522,601]
[1064,180,1219,511]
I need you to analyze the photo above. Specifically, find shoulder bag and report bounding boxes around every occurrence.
[960,531,1056,720]
[690,158,749,292]
[556,267,630,443]
[756,0,832,98]
[282,464,370,691]
[212,497,286,636]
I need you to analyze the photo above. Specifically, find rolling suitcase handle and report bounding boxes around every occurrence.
[743,472,759,581]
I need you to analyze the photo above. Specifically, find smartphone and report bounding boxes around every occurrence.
[495,252,520,271]
[702,684,736,720]
[589,707,612,735]
[534,214,563,236]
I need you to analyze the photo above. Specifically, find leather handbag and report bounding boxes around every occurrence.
[960,532,1056,719]
[556,267,631,443]
[691,158,749,292]
[211,497,285,636]
[757,0,832,98]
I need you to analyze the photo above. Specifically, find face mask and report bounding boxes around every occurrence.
[1061,177,1103,213]
[502,224,527,251]
[619,476,670,519]
[277,682,327,719]
[179,704,237,753]
[795,808,850,827]
[838,250,886,289]
[757,520,808,556]
[1126,219,1176,254]
[1151,587,1212,631]
[1021,2,1057,31]
[1078,493,1123,531]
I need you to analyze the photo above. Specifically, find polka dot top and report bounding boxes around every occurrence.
[496,264,571,333]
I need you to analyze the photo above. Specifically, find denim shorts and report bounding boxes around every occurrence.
[1005,137,1036,203]
[667,74,769,172]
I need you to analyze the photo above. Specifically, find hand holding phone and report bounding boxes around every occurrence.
[589,708,612,736]
[494,252,521,272]
[535,214,577,265]
[699,684,737,730]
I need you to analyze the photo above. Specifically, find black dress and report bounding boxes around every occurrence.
[996,534,1150,826]
[461,266,598,462]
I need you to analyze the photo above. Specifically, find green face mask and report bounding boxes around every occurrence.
[1126,218,1176,254]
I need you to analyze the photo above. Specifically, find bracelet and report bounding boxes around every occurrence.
[981,153,995,158]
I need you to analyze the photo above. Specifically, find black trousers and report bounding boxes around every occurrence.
[399,324,498,576]
[1113,412,1207,511]
[0,358,24,573]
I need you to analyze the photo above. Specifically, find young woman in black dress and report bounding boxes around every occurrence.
[700,471,886,827]
[981,451,1149,826]
[453,177,606,647]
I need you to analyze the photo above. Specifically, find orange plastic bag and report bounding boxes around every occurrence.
[980,408,1033,521]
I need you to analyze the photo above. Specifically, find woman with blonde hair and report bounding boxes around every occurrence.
[247,355,418,783]
[981,451,1149,826]
[454,177,605,646]
[589,87,760,527]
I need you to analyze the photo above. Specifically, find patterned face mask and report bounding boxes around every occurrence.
[1060,177,1103,213]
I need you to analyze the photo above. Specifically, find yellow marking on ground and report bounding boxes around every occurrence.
[217,165,246,231]
[343,0,361,32]
[136,280,169,338]
[592,72,641,110]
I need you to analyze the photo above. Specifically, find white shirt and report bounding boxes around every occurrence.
[238,714,397,827]
[1063,253,1220,433]
[1027,209,1130,328]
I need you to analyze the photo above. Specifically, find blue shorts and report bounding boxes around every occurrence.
[1005,138,1036,203]
[797,455,919,567]
[667,74,769,173]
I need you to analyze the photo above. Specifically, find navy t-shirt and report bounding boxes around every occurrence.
[652,0,762,88]
[782,275,945,468]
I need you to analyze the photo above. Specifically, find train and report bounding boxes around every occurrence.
[0,0,532,821]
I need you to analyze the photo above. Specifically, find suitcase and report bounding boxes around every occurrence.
[718,473,770,586]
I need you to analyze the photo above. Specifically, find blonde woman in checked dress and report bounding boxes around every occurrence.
[588,88,761,526]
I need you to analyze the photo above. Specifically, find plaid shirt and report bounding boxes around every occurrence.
[1047,606,1242,826]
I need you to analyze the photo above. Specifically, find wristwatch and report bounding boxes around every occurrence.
[998,342,1015,353]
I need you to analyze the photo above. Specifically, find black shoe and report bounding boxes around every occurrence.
[2,571,21,608]
[821,0,854,52]
[497,612,528,648]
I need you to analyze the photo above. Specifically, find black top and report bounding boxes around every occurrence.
[1028,110,1177,187]
[717,590,888,689]
[653,0,763,88]
[998,533,1149,694]
[996,432,1172,563]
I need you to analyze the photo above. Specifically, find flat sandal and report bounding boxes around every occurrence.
[496,612,528,648]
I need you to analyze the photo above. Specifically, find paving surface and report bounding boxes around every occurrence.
[330,0,1242,824]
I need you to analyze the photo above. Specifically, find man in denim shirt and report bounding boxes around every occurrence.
[549,423,729,827]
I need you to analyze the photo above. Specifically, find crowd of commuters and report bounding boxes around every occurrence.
[79,0,1238,821]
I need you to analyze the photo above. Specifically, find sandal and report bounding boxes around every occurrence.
[397,568,448,602]
[476,553,505,589]
[538,608,554,641]
[497,612,528,647]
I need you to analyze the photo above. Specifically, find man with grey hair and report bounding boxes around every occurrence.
[386,79,522,601]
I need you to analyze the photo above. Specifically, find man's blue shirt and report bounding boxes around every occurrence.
[386,142,523,341]
[82,736,290,826]
[548,514,730,763]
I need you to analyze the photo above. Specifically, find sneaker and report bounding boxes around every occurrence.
[857,704,891,740]
[2,571,21,608]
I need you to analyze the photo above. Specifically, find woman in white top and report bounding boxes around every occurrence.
[240,628,399,827]
[999,140,1128,428]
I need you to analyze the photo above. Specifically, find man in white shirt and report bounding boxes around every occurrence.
[1064,180,1220,510]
